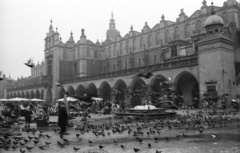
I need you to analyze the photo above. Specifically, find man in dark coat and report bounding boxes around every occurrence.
[22,107,32,128]
[58,102,68,134]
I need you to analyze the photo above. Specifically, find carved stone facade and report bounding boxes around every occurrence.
[6,0,240,107]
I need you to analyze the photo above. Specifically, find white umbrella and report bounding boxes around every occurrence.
[0,98,9,102]
[8,97,29,101]
[91,97,103,101]
[57,97,79,102]
[30,98,45,102]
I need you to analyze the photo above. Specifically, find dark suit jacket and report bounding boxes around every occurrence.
[58,107,68,127]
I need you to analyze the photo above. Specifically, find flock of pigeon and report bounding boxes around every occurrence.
[0,109,239,153]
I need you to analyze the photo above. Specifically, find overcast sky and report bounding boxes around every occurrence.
[0,0,226,80]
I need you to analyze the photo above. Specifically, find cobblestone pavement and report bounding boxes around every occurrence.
[1,109,240,153]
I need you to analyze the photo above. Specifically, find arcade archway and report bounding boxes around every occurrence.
[46,88,52,103]
[87,83,98,97]
[75,84,85,97]
[99,81,111,104]
[30,90,34,99]
[113,79,127,104]
[25,91,29,99]
[174,71,199,108]
[21,92,25,98]
[129,78,147,107]
[67,85,75,96]
[35,90,40,99]
[17,92,21,98]
[58,87,65,99]
[150,75,170,104]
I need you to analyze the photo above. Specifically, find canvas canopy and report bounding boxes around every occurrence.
[57,97,79,102]
[30,98,45,102]
[8,97,29,101]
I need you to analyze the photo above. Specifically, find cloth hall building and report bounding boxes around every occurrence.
[6,0,240,108]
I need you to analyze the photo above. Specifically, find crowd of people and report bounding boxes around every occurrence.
[0,101,49,128]
[1,95,239,134]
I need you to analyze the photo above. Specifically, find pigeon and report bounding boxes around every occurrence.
[33,140,39,145]
[45,141,51,145]
[156,150,163,153]
[28,136,33,140]
[99,145,104,149]
[114,139,118,144]
[136,70,153,79]
[20,149,26,153]
[24,58,35,68]
[38,145,46,150]
[12,145,18,150]
[148,143,152,148]
[88,140,93,145]
[120,144,125,149]
[55,82,63,87]
[19,142,26,146]
[26,146,34,151]
[73,146,81,151]
[199,128,204,133]
[63,138,70,144]
[57,141,64,148]
[133,147,140,152]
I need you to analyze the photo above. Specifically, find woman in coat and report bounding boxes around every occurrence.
[58,102,68,134]
[23,107,33,128]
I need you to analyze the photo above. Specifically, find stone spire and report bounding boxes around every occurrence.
[130,25,133,31]
[161,14,165,21]
[210,2,215,15]
[49,19,53,32]
[80,29,86,39]
[68,31,74,42]
[106,11,119,40]
[201,0,207,8]
[109,10,116,29]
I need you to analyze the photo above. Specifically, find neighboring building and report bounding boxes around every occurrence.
[6,0,240,108]
[0,74,15,98]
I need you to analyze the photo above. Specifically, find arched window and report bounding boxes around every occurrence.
[119,43,122,55]
[196,20,202,33]
[165,30,169,43]
[113,45,117,56]
[156,32,160,46]
[185,23,191,38]
[140,37,144,50]
[126,41,129,53]
[133,39,136,51]
[222,12,228,25]
[175,27,179,39]
[148,34,152,47]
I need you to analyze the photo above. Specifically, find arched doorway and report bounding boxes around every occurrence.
[174,71,199,108]
[25,91,30,99]
[149,75,170,104]
[58,87,65,99]
[46,88,52,103]
[40,90,44,99]
[17,92,21,98]
[99,81,111,106]
[113,79,127,104]
[129,78,147,107]
[87,83,98,97]
[75,84,85,97]
[30,90,34,99]
[67,86,75,96]
[21,92,25,98]
[35,90,40,99]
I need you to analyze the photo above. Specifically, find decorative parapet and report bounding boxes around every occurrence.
[61,54,198,84]
[7,83,44,92]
